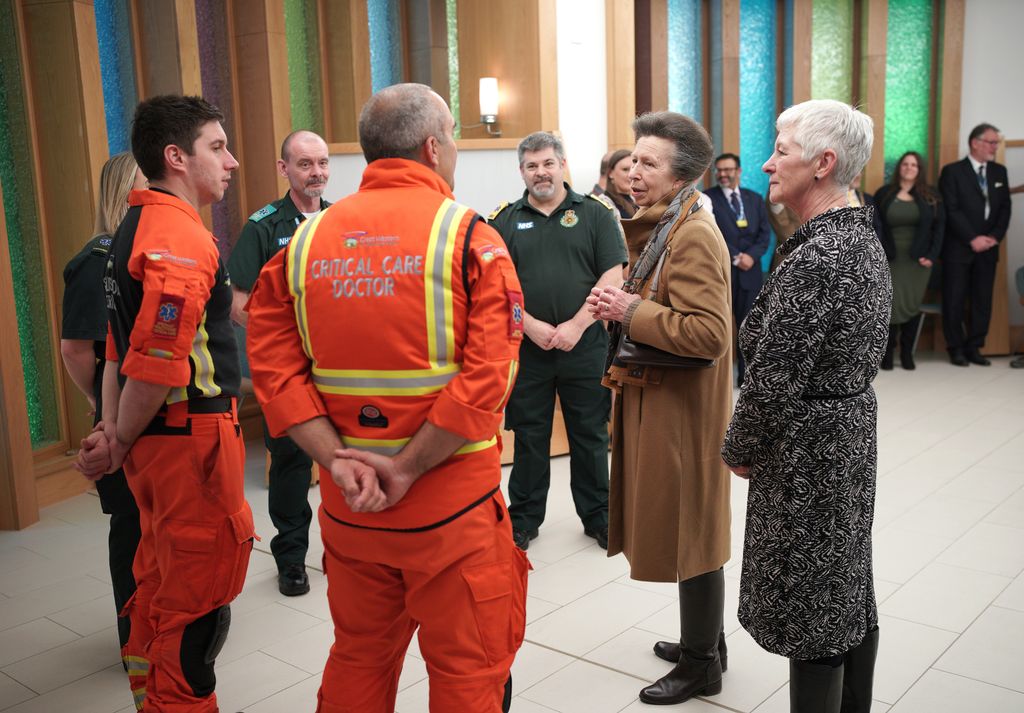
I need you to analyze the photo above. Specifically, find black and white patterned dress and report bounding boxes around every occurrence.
[721,206,892,660]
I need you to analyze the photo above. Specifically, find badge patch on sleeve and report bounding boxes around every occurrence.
[507,290,524,339]
[153,294,185,339]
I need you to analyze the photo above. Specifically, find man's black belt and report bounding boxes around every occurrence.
[141,396,235,436]
[182,396,234,414]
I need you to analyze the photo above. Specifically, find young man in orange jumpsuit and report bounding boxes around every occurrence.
[246,83,529,713]
[77,95,254,712]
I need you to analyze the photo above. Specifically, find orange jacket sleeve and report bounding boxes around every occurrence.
[428,220,523,442]
[245,251,328,437]
[120,232,218,387]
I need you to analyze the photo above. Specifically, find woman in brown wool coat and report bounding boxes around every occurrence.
[588,110,733,707]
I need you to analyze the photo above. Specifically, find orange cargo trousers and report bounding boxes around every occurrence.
[316,491,529,713]
[121,403,254,711]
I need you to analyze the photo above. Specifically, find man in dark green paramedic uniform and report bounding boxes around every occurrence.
[489,131,626,551]
[228,129,331,596]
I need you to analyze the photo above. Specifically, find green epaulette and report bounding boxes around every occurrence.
[487,201,510,221]
[248,203,278,222]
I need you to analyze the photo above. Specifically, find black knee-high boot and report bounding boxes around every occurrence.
[652,629,728,671]
[639,568,724,705]
[900,315,921,370]
[840,627,878,713]
[790,658,843,713]
[881,326,897,370]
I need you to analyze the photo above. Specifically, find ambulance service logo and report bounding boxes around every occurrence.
[559,209,578,228]
[153,294,185,339]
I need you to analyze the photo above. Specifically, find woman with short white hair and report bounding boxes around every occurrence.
[721,99,892,713]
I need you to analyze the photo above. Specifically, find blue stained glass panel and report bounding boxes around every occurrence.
[739,0,775,197]
[368,0,403,92]
[94,0,136,154]
[667,0,702,123]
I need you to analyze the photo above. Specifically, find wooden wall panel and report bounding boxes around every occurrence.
[232,0,292,213]
[0,175,39,530]
[861,0,887,191]
[648,0,668,112]
[720,0,740,152]
[133,0,203,97]
[791,0,813,104]
[538,0,559,131]
[320,0,371,144]
[457,0,546,139]
[21,0,109,455]
[936,0,963,172]
[606,0,636,150]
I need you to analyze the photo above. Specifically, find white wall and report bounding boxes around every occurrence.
[555,0,609,194]
[325,149,523,218]
[961,0,1024,326]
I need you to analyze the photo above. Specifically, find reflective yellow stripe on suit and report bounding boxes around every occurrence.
[341,434,497,456]
[292,199,473,396]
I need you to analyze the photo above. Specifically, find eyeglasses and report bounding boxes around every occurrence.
[976,139,1000,146]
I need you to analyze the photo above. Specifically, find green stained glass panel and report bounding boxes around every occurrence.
[284,0,324,134]
[0,0,59,447]
[811,0,854,101]
[446,0,461,138]
[884,0,933,181]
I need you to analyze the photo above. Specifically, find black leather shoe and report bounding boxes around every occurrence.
[584,525,608,549]
[1011,356,1024,369]
[965,350,991,366]
[949,350,969,367]
[653,632,728,672]
[278,563,310,597]
[512,528,538,551]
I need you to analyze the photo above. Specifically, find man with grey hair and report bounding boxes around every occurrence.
[489,131,626,551]
[228,128,331,596]
[246,83,526,712]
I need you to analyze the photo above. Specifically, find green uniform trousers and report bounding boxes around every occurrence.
[505,328,610,532]
[265,422,314,570]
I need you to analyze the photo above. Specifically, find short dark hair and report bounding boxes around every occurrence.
[131,95,224,181]
[968,123,999,143]
[631,112,713,184]
[358,83,450,163]
[715,152,741,168]
[599,150,614,176]
[517,132,566,166]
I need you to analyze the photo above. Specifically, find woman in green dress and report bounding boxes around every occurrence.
[874,151,945,370]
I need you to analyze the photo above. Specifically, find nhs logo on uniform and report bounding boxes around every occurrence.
[278,237,292,246]
[517,221,534,230]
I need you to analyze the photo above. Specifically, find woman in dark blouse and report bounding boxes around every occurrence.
[873,151,945,370]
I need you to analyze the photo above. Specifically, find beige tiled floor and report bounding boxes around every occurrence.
[1,354,1023,712]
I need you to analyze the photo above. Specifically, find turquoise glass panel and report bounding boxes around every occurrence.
[709,1,723,156]
[446,0,461,138]
[94,0,136,154]
[884,0,933,181]
[811,0,853,101]
[739,0,777,270]
[667,0,702,123]
[0,1,59,446]
[739,0,775,196]
[368,0,403,92]
[284,0,324,134]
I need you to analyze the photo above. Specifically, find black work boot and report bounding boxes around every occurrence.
[900,316,920,370]
[639,568,724,705]
[880,326,897,370]
[791,658,843,713]
[841,627,879,713]
[652,628,728,672]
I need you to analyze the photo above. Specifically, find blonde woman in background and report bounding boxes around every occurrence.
[60,151,147,659]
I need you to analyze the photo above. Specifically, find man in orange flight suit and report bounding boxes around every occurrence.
[246,83,529,713]
[77,95,253,712]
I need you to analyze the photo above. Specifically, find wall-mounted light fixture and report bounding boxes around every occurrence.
[479,77,502,136]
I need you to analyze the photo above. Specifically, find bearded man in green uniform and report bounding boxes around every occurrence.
[489,131,626,551]
[228,129,331,595]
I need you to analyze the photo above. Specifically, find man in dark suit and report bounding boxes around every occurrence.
[939,123,1012,366]
[705,153,772,384]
